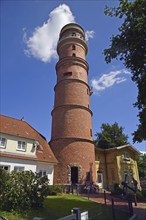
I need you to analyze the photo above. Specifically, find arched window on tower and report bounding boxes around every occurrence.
[72,45,76,50]
[72,53,76,57]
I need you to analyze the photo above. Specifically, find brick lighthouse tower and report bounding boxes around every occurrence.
[50,23,96,186]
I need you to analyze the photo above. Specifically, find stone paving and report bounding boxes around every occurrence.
[81,192,146,220]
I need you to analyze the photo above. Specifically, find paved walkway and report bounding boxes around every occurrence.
[81,192,146,220]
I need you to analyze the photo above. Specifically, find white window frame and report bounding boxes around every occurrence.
[14,166,25,172]
[124,152,130,160]
[17,141,26,151]
[39,170,47,177]
[0,137,7,148]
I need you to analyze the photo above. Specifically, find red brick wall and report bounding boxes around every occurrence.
[54,80,90,108]
[51,107,93,140]
[56,59,88,83]
[50,24,96,184]
[58,43,86,60]
[50,139,96,184]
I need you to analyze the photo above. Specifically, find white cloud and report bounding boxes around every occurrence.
[23,4,75,63]
[23,4,95,63]
[91,69,131,94]
[85,30,95,41]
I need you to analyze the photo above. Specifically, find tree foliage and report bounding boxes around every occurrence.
[94,122,128,149]
[137,154,146,178]
[104,0,146,143]
[0,169,49,211]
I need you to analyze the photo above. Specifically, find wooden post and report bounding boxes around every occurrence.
[104,190,106,205]
[87,188,90,200]
[111,198,116,220]
[134,193,137,206]
[73,208,81,220]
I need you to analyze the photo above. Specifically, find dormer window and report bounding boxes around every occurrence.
[17,141,26,151]
[37,144,43,151]
[0,137,7,148]
[39,170,47,177]
[124,152,130,160]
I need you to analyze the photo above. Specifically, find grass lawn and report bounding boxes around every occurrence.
[0,194,129,220]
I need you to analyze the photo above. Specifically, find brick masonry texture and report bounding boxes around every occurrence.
[50,139,96,184]
[54,80,90,108]
[50,24,96,184]
[51,107,92,140]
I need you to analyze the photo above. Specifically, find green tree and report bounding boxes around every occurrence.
[104,0,146,143]
[137,154,146,178]
[94,122,128,149]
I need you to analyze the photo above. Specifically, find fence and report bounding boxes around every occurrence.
[58,208,88,220]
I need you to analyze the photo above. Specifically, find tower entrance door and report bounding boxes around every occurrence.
[71,167,78,184]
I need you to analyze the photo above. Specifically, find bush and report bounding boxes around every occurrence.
[126,193,134,199]
[136,191,143,199]
[0,169,49,211]
[47,185,65,195]
[141,188,146,198]
[111,183,123,195]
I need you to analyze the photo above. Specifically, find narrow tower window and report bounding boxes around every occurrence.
[72,53,76,57]
[87,88,90,95]
[63,72,72,77]
[90,129,92,137]
[72,45,76,50]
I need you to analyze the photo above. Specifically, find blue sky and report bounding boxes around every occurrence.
[1,0,145,151]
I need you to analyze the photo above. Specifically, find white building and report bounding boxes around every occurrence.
[0,115,58,185]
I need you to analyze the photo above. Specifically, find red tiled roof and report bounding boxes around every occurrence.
[0,115,58,164]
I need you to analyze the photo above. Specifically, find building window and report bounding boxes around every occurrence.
[0,165,10,171]
[14,166,24,172]
[72,33,76,37]
[87,88,90,95]
[97,172,103,183]
[72,45,76,50]
[72,53,76,57]
[39,170,47,177]
[17,141,26,151]
[0,137,7,148]
[90,129,92,137]
[124,152,130,160]
[124,171,128,183]
[130,171,133,183]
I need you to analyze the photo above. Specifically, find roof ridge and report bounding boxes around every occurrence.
[0,114,23,122]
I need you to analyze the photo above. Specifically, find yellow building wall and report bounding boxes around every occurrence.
[95,147,140,190]
[106,150,119,189]
[116,148,140,189]
[95,150,107,188]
